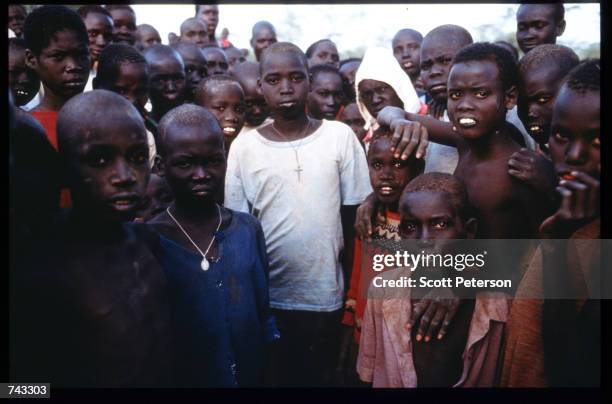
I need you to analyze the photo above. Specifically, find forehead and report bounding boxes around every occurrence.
[358,79,389,90]
[203,48,226,60]
[206,83,244,101]
[521,64,567,92]
[261,52,307,74]
[116,62,147,81]
[368,137,393,157]
[449,60,500,86]
[184,20,206,31]
[148,53,183,72]
[254,28,275,39]
[517,5,556,22]
[393,31,421,46]
[164,123,223,152]
[312,72,342,87]
[45,29,88,50]
[313,41,337,54]
[84,12,113,28]
[421,37,463,60]
[552,87,600,128]
[400,190,454,216]
[199,5,218,14]
[71,115,146,150]
[110,8,135,22]
[178,48,206,64]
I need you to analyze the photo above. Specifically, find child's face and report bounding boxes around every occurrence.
[8,5,26,38]
[83,12,114,63]
[225,47,246,72]
[160,124,226,206]
[339,60,360,101]
[393,32,421,79]
[339,103,366,142]
[199,84,246,148]
[307,72,344,120]
[196,5,219,37]
[516,5,563,54]
[9,47,40,107]
[358,79,403,118]
[136,27,161,50]
[181,20,208,48]
[109,62,149,116]
[518,64,568,145]
[26,30,91,102]
[240,76,270,126]
[109,9,136,45]
[137,173,173,222]
[68,116,150,222]
[308,41,340,69]
[148,54,186,111]
[259,52,309,119]
[549,87,600,179]
[178,47,208,100]
[420,37,461,104]
[399,190,473,248]
[203,48,229,75]
[368,137,418,207]
[447,60,514,140]
[251,28,277,61]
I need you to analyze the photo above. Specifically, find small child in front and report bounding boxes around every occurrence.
[357,173,509,387]
[149,104,277,387]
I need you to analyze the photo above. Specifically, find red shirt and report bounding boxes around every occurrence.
[30,110,71,208]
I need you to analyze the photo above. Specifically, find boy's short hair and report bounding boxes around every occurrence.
[157,104,222,156]
[77,5,112,20]
[305,39,334,58]
[96,44,147,86]
[403,173,473,220]
[369,126,425,171]
[453,42,519,91]
[518,3,565,23]
[196,74,242,99]
[494,40,519,62]
[518,44,579,78]
[423,24,473,49]
[563,59,600,94]
[259,42,308,73]
[23,5,88,56]
[105,5,135,15]
[309,64,342,82]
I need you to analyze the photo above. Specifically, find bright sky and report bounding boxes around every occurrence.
[132,3,600,58]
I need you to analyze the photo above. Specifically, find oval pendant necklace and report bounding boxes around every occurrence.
[166,204,223,271]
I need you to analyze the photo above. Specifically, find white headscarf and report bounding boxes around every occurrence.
[355,47,421,131]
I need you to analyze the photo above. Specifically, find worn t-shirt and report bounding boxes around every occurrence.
[225,119,372,312]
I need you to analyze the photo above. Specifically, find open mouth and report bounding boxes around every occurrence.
[429,84,446,93]
[222,127,237,135]
[458,117,477,128]
[278,101,297,108]
[109,195,139,210]
[14,88,30,97]
[379,186,396,196]
[528,124,545,135]
[65,81,85,88]
[403,61,414,69]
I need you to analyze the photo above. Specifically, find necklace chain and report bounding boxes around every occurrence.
[270,119,312,181]
[166,204,222,260]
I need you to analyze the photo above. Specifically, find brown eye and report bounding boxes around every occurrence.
[432,219,448,230]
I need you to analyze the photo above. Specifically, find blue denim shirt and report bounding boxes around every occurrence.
[155,210,278,387]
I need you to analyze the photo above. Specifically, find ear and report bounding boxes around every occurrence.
[24,49,38,72]
[504,84,518,111]
[464,217,478,239]
[556,19,566,37]
[155,156,165,177]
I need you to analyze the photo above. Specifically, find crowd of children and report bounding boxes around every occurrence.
[9,3,601,389]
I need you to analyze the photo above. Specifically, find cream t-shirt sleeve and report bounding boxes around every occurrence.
[224,138,250,213]
[338,122,373,205]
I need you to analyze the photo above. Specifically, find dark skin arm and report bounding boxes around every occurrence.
[508,148,558,215]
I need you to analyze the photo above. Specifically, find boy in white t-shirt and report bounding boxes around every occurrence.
[224,42,371,386]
